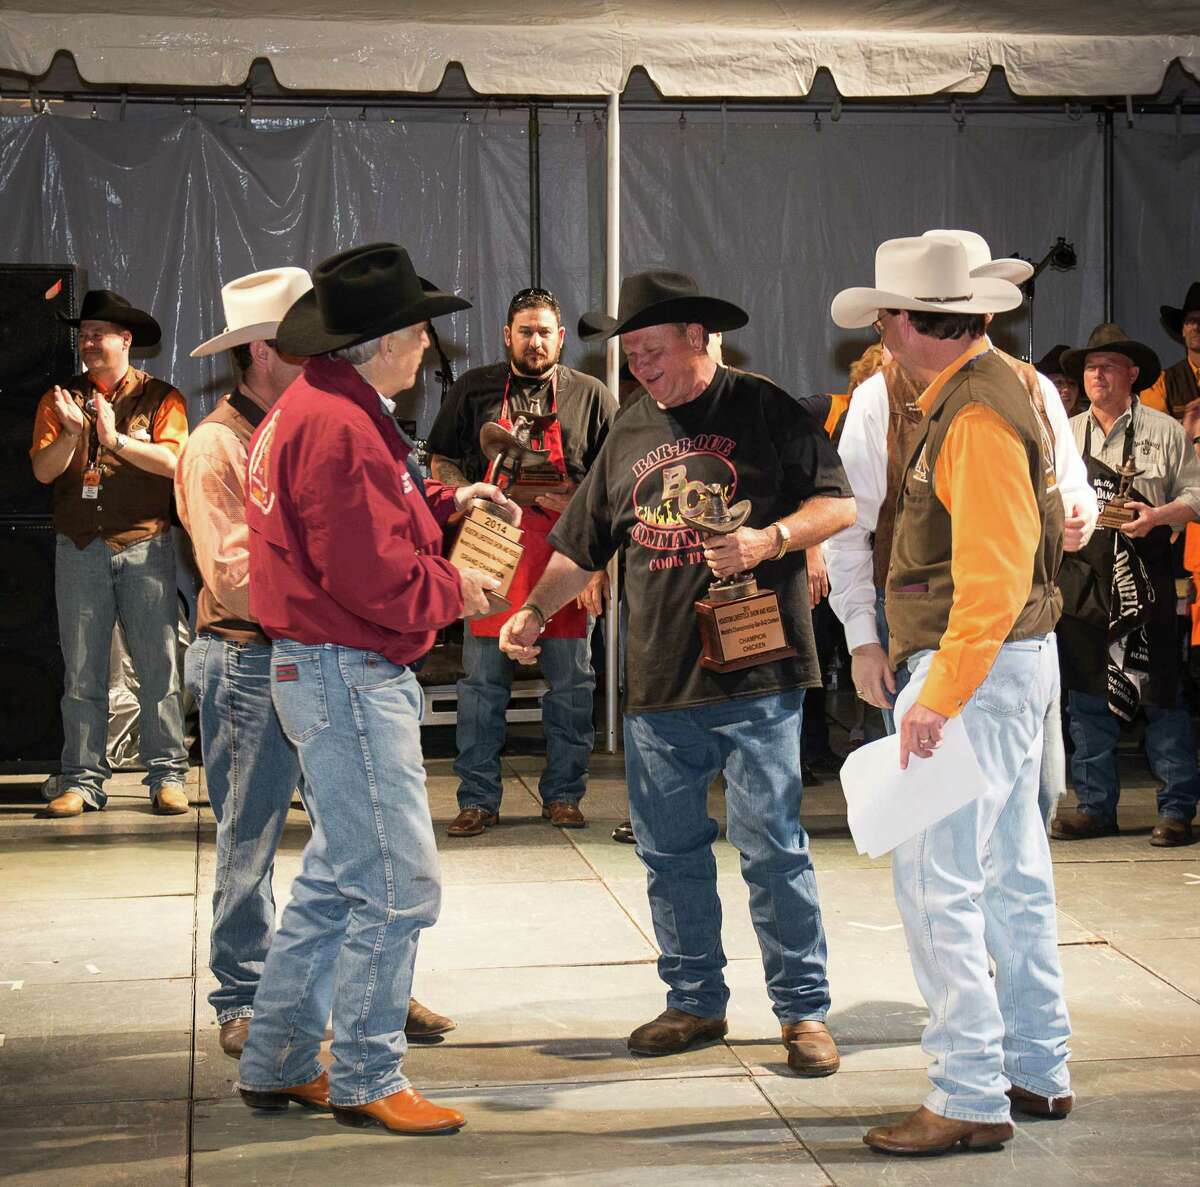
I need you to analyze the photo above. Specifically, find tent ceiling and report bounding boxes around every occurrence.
[3,1,1198,98]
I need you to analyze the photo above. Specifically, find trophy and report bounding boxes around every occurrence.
[1096,461,1143,530]
[488,412,571,505]
[678,480,798,673]
[447,416,547,615]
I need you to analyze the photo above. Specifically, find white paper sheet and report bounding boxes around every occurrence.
[838,669,986,858]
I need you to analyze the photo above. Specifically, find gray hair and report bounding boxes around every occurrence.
[329,336,384,366]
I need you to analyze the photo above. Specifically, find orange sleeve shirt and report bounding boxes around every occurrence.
[28,376,189,459]
[29,390,60,456]
[151,389,189,457]
[919,402,1043,717]
[1141,359,1200,416]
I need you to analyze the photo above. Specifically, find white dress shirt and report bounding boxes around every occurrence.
[827,345,1098,652]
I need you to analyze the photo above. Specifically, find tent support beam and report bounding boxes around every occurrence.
[528,103,541,288]
[604,90,621,755]
[1103,108,1114,321]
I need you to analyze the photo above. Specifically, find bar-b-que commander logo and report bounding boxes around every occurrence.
[630,434,737,571]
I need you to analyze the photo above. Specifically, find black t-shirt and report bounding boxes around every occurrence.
[550,366,853,715]
[426,362,615,483]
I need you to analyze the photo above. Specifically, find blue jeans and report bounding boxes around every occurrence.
[893,638,1071,1123]
[1039,644,1067,828]
[51,532,187,807]
[184,636,303,1024]
[1067,689,1200,825]
[238,640,440,1106]
[455,630,595,811]
[623,690,830,1022]
[879,590,1064,828]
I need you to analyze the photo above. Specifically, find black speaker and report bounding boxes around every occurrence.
[0,519,63,769]
[0,263,86,517]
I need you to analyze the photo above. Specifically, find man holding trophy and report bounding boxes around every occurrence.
[1053,324,1200,846]
[499,271,855,1072]
[428,287,615,836]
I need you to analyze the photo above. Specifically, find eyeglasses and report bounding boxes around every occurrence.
[872,309,902,337]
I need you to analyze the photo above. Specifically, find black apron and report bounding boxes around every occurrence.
[1058,412,1178,712]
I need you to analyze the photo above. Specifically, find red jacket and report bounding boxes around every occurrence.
[245,355,463,666]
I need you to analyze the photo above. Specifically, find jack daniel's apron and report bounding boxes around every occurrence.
[470,369,588,640]
[1057,412,1178,716]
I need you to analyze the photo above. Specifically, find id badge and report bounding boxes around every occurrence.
[82,468,100,500]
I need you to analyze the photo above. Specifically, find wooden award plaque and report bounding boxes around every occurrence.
[447,500,525,615]
[1096,497,1136,530]
[694,579,798,673]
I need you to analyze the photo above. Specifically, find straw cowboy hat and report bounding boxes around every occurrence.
[1060,323,1162,393]
[579,270,748,342]
[190,267,313,357]
[275,242,471,357]
[830,236,1024,330]
[60,289,161,348]
[922,229,1034,285]
[1160,281,1200,344]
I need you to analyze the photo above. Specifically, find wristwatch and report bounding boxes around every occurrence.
[113,432,128,453]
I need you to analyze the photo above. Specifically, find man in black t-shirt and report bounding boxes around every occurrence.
[427,288,615,837]
[499,271,856,1074]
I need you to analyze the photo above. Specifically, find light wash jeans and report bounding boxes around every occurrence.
[454,630,595,812]
[623,689,830,1023]
[50,532,187,807]
[238,640,440,1107]
[878,588,1065,828]
[892,637,1071,1124]
[184,636,303,1024]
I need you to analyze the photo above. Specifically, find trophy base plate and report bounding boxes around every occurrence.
[699,645,799,674]
[695,588,797,673]
[1096,506,1135,530]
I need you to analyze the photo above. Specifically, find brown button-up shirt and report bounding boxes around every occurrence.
[30,367,189,551]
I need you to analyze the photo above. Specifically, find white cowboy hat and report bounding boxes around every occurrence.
[830,237,1023,330]
[922,229,1034,285]
[191,266,313,357]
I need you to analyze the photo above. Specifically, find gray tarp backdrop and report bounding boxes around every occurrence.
[2,106,1198,432]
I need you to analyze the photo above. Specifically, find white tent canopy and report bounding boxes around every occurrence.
[3,0,1199,97]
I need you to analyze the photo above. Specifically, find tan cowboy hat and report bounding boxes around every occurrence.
[831,236,1024,330]
[922,229,1034,285]
[191,267,314,357]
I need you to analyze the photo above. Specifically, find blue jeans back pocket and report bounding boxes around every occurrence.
[271,649,329,743]
[975,645,1040,718]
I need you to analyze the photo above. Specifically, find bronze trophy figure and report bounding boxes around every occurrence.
[678,480,798,672]
[446,417,546,615]
[1095,460,1144,530]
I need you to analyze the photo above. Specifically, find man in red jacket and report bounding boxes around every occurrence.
[236,243,509,1136]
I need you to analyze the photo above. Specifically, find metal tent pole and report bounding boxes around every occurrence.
[604,90,621,754]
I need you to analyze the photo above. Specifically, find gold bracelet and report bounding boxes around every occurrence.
[772,521,791,561]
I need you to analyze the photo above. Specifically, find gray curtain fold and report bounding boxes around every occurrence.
[0,106,1183,430]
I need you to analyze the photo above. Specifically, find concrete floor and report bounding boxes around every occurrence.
[1,750,1198,1186]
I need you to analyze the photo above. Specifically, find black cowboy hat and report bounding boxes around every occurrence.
[59,289,161,348]
[1060,323,1161,393]
[1160,281,1200,343]
[579,270,747,342]
[1034,344,1072,377]
[275,242,471,357]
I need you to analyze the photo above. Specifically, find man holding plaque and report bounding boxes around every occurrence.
[500,270,855,1075]
[831,236,1072,1156]
[427,287,615,837]
[1052,324,1200,847]
[238,243,508,1134]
